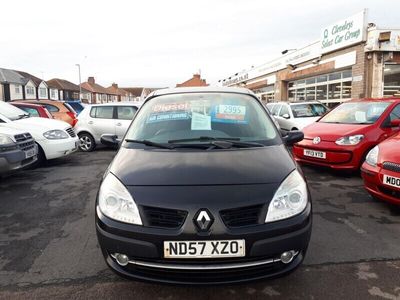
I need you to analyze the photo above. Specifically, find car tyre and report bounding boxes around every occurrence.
[29,143,46,168]
[79,133,96,152]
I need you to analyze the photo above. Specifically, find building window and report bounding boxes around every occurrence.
[26,86,35,95]
[383,64,400,98]
[15,85,21,94]
[288,70,352,103]
[50,89,56,99]
[39,87,47,98]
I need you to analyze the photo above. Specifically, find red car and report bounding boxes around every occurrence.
[293,98,400,171]
[361,131,400,205]
[11,102,54,119]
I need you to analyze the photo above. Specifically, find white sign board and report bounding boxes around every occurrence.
[320,10,367,54]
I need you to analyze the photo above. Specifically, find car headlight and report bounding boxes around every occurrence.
[265,170,308,223]
[365,145,379,167]
[0,134,14,145]
[43,130,69,139]
[98,172,142,225]
[335,134,364,145]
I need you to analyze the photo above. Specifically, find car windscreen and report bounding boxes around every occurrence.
[0,101,29,121]
[319,101,391,124]
[291,103,328,118]
[125,93,280,146]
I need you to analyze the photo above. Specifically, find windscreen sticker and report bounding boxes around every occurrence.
[147,111,190,123]
[191,112,211,130]
[152,102,190,113]
[211,104,248,124]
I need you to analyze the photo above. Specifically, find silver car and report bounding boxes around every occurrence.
[266,101,329,132]
[74,103,140,152]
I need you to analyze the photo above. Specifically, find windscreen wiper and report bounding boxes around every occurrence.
[17,114,30,119]
[168,136,241,143]
[125,139,174,149]
[168,136,264,149]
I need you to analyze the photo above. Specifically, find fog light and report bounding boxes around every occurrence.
[115,253,129,266]
[280,250,296,264]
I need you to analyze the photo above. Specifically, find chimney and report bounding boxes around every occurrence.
[194,74,201,78]
[88,77,95,84]
[112,83,118,89]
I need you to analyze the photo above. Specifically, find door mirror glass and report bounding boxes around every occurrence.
[283,130,304,146]
[282,113,290,119]
[100,134,120,148]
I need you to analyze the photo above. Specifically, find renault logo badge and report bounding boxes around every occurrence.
[194,209,214,231]
[313,137,321,144]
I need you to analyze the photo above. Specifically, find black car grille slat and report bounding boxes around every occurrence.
[142,206,187,229]
[14,133,32,143]
[220,205,264,228]
[379,186,400,198]
[66,127,76,137]
[383,162,400,173]
[18,141,35,151]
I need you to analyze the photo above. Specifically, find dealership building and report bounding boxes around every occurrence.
[219,10,400,107]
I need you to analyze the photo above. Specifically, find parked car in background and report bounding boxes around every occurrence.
[96,87,310,284]
[0,101,79,163]
[293,98,400,171]
[267,101,328,132]
[16,100,78,127]
[0,127,37,175]
[11,102,53,119]
[75,102,139,151]
[361,128,400,205]
[65,100,85,115]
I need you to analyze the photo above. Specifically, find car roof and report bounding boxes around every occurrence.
[12,102,46,109]
[347,97,400,103]
[148,86,255,99]
[15,99,66,105]
[90,102,140,107]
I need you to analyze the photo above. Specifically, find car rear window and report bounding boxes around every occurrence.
[67,102,84,113]
[19,107,40,117]
[63,103,77,114]
[44,104,59,112]
[117,106,137,120]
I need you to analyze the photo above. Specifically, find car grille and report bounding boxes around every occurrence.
[14,133,35,151]
[66,127,76,138]
[142,206,187,229]
[220,204,264,228]
[379,186,400,199]
[382,162,400,174]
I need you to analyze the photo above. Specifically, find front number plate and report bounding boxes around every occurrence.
[304,149,326,159]
[25,149,36,159]
[383,175,400,189]
[164,240,245,259]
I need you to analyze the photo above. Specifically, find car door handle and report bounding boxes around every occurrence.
[116,122,122,126]
[88,121,93,124]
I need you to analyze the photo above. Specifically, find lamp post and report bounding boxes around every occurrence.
[75,64,82,101]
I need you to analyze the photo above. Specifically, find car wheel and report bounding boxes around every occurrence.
[79,133,96,152]
[29,143,46,168]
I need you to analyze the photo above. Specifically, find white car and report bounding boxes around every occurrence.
[266,101,329,132]
[75,102,140,151]
[0,127,38,174]
[0,101,79,162]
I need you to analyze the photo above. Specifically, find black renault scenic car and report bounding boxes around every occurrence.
[96,87,312,285]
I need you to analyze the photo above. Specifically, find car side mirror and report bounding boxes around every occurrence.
[283,130,304,146]
[282,113,290,119]
[390,119,400,128]
[100,134,120,149]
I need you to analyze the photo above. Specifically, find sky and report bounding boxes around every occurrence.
[0,0,399,88]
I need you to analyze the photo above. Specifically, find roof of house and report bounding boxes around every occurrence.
[14,70,44,87]
[120,87,144,97]
[106,84,127,96]
[81,81,109,94]
[176,74,208,87]
[47,78,85,92]
[0,68,29,85]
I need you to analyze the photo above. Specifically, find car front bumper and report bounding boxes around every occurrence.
[293,140,366,171]
[38,137,79,160]
[361,163,400,205]
[0,144,38,174]
[96,203,312,285]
